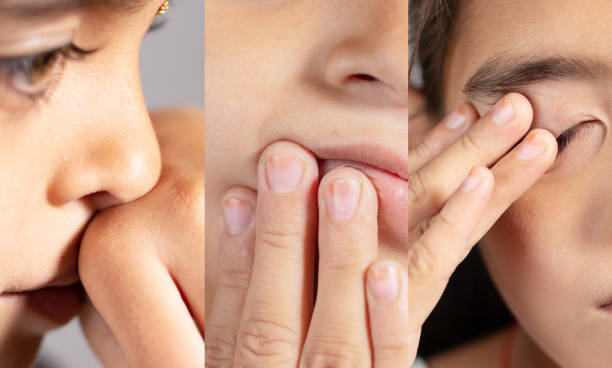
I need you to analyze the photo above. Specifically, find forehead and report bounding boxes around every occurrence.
[442,0,612,113]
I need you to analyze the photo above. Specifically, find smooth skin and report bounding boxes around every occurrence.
[206,141,410,367]
[79,109,205,368]
[408,92,557,365]
[0,0,203,366]
[429,1,612,366]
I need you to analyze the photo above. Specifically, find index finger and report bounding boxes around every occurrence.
[79,219,204,367]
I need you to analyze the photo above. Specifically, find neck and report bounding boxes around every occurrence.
[512,326,559,368]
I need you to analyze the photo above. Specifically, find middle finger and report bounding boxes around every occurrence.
[233,141,319,367]
[408,93,533,225]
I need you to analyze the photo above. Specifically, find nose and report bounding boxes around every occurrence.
[322,0,408,107]
[48,81,161,210]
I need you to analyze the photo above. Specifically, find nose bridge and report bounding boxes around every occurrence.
[322,0,408,102]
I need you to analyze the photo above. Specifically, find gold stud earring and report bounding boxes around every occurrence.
[157,0,169,16]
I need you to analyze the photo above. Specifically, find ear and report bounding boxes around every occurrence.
[409,86,436,149]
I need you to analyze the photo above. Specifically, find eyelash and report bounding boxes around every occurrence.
[0,21,165,102]
[556,121,595,153]
[0,44,94,99]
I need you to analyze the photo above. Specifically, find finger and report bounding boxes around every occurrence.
[206,188,256,367]
[234,141,318,367]
[79,298,130,368]
[407,166,494,326]
[79,215,204,368]
[408,93,532,225]
[164,178,205,336]
[408,129,558,247]
[366,260,414,368]
[468,129,558,244]
[408,103,478,173]
[300,167,378,367]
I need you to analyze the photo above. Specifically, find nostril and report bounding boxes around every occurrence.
[81,191,123,210]
[348,74,379,82]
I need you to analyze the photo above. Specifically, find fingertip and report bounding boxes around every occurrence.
[221,186,256,236]
[530,128,560,158]
[318,167,377,223]
[367,260,403,303]
[506,92,534,126]
[257,140,319,183]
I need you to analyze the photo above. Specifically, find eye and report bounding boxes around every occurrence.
[556,121,597,154]
[0,44,94,100]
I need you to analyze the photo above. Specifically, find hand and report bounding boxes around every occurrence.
[78,108,205,367]
[206,141,410,367]
[405,91,558,361]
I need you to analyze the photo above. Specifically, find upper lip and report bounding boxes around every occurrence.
[309,142,408,180]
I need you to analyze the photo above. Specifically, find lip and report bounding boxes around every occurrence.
[312,142,408,181]
[313,141,408,245]
[1,282,84,324]
[598,297,612,313]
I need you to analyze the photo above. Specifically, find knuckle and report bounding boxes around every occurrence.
[319,255,365,273]
[407,238,449,283]
[459,130,482,152]
[236,302,300,366]
[205,338,235,367]
[436,212,462,237]
[258,229,303,251]
[217,268,251,291]
[414,138,435,163]
[303,335,367,368]
[409,216,435,242]
[407,170,429,208]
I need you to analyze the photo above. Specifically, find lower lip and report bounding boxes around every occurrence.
[321,160,408,242]
[1,283,84,324]
[600,303,612,313]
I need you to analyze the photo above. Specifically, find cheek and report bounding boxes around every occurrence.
[478,180,593,319]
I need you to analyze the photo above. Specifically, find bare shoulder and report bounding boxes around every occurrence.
[426,326,513,368]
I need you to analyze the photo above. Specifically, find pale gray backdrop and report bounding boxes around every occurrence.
[33,1,204,366]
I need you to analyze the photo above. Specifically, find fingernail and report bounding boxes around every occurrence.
[266,153,304,193]
[460,168,483,192]
[491,97,514,126]
[517,132,548,159]
[445,105,467,129]
[368,263,399,301]
[325,179,361,222]
[223,197,253,235]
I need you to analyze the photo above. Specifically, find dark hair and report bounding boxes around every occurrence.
[410,0,516,358]
[409,0,458,118]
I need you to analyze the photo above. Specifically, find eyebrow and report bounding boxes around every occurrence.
[0,0,150,18]
[463,54,611,103]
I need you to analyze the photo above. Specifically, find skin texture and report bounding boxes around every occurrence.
[0,1,204,366]
[205,0,409,366]
[414,0,612,366]
[205,0,408,314]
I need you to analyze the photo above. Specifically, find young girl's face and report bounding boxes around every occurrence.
[442,0,612,365]
[0,0,162,363]
[205,0,408,285]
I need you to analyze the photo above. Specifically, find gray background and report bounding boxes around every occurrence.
[33,1,204,366]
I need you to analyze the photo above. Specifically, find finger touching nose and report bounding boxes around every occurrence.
[48,124,161,208]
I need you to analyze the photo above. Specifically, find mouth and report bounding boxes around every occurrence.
[599,300,612,313]
[311,143,408,245]
[313,142,408,181]
[1,282,84,325]
[1,268,83,325]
